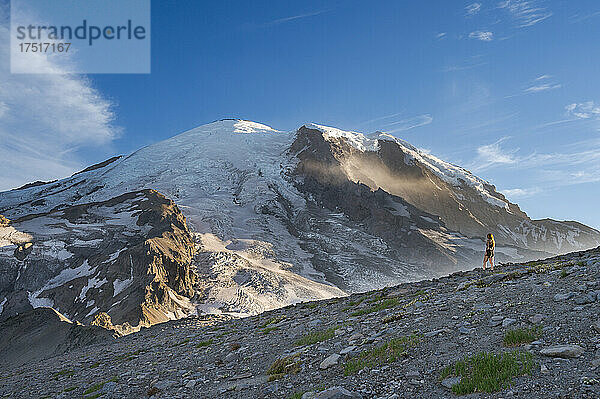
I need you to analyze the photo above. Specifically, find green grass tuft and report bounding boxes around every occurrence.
[259,315,286,329]
[195,339,213,348]
[295,327,337,346]
[115,349,144,361]
[170,338,191,347]
[344,335,420,375]
[83,376,118,395]
[503,327,541,347]
[52,369,74,379]
[262,326,279,334]
[560,269,568,278]
[350,298,399,316]
[267,354,302,380]
[440,351,534,395]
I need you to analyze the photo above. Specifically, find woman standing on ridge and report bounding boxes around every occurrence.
[483,233,495,271]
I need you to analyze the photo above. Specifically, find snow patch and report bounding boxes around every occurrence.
[85,306,99,317]
[78,276,108,301]
[45,260,96,291]
[306,123,380,152]
[27,291,54,308]
[233,120,279,134]
[113,255,134,297]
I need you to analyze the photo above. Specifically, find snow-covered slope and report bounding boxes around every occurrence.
[1,119,598,327]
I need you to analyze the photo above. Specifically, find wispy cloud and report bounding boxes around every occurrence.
[524,83,561,93]
[569,11,600,24]
[356,112,405,127]
[469,31,493,41]
[498,0,552,27]
[470,136,600,191]
[504,74,561,98]
[0,7,120,191]
[466,3,482,16]
[565,101,600,119]
[471,137,518,171]
[262,10,328,27]
[382,114,433,133]
[501,187,541,198]
[435,32,447,40]
[531,119,579,130]
[442,61,488,72]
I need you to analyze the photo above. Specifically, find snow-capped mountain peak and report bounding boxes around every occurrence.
[1,120,598,330]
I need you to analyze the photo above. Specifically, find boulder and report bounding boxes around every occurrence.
[320,354,341,369]
[540,345,584,358]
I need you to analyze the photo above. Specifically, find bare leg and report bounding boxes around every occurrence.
[491,257,494,271]
[483,256,488,270]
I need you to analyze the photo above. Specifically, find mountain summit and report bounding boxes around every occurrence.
[1,119,598,330]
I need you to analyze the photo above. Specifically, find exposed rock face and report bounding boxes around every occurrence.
[0,189,197,330]
[286,126,562,289]
[291,125,600,255]
[0,307,115,368]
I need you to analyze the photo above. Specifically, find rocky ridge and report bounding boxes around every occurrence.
[0,189,198,331]
[1,246,599,398]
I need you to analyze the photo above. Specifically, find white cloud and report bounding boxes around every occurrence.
[262,10,328,26]
[466,3,482,15]
[0,101,7,119]
[498,0,552,27]
[469,31,493,41]
[0,7,120,190]
[472,137,518,170]
[501,187,541,198]
[565,101,600,119]
[470,136,600,191]
[504,74,561,97]
[436,32,447,39]
[356,112,405,126]
[569,11,600,24]
[382,114,433,133]
[524,83,561,93]
[442,61,488,72]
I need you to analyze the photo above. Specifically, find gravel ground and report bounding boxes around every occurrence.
[1,248,599,399]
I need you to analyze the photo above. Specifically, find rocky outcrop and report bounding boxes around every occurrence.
[0,189,197,330]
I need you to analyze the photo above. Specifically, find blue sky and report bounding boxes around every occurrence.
[1,0,600,229]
